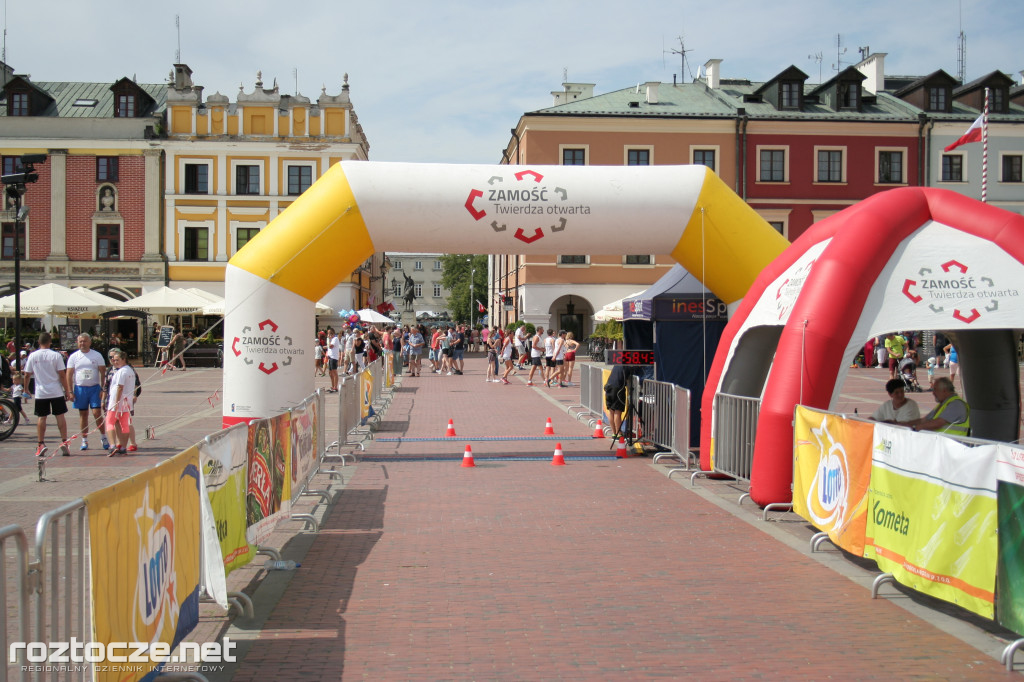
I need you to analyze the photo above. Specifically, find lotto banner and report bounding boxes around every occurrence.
[866,425,998,619]
[996,444,1024,636]
[290,395,319,501]
[85,447,202,682]
[792,407,873,556]
[199,424,253,575]
[245,412,292,545]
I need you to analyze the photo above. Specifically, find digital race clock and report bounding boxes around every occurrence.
[605,349,655,365]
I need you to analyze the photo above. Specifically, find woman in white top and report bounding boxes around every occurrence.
[105,349,136,456]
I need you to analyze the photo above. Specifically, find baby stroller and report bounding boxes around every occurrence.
[898,356,923,392]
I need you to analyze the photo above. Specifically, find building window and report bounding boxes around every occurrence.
[817,150,843,182]
[184,164,209,194]
[9,92,29,116]
[433,283,442,297]
[433,260,442,270]
[768,221,785,234]
[624,255,652,265]
[414,261,423,270]
[392,282,402,297]
[116,94,136,118]
[991,88,1006,113]
[780,82,800,109]
[627,149,649,166]
[1,222,25,260]
[235,165,260,195]
[236,227,260,252]
[392,260,402,270]
[96,157,119,182]
[414,284,422,298]
[928,87,947,112]
[287,166,312,195]
[693,149,716,171]
[840,83,859,109]
[563,149,585,165]
[878,151,904,184]
[941,155,963,182]
[559,255,587,265]
[759,149,786,182]
[96,224,120,261]
[184,226,209,261]
[2,157,23,176]
[1002,155,1022,183]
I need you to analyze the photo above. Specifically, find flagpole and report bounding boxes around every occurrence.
[982,87,989,203]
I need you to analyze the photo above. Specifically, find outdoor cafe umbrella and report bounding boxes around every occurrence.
[592,290,646,322]
[356,308,393,324]
[114,286,210,315]
[0,283,118,317]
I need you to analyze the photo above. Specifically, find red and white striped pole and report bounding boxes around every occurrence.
[981,87,989,203]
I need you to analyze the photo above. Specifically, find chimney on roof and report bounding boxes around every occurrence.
[173,63,194,91]
[1019,70,1024,86]
[645,81,659,104]
[705,59,723,89]
[855,52,886,94]
[551,82,595,105]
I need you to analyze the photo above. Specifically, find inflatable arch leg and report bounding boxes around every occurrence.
[701,187,1024,506]
[221,162,788,426]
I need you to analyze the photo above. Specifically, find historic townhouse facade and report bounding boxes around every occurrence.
[493,52,1024,335]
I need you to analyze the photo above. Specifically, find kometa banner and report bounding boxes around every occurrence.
[245,413,292,545]
[996,444,1024,636]
[792,407,873,556]
[199,424,253,575]
[85,447,202,682]
[866,425,998,618]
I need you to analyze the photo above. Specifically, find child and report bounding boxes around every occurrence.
[926,356,937,388]
[11,372,28,421]
[314,340,324,376]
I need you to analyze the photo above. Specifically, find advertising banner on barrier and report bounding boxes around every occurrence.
[85,447,202,682]
[866,425,998,618]
[200,425,254,575]
[996,443,1024,636]
[245,413,292,545]
[290,397,318,501]
[384,353,394,388]
[359,368,375,425]
[792,406,873,556]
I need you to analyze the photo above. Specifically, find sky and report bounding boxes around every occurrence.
[3,0,1020,164]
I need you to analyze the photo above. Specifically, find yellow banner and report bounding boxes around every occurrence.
[866,425,998,619]
[360,368,373,424]
[793,407,873,556]
[85,447,202,682]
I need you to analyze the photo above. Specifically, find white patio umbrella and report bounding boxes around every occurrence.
[114,286,211,315]
[0,283,118,317]
[593,290,646,322]
[71,287,126,309]
[356,308,393,324]
[201,298,333,316]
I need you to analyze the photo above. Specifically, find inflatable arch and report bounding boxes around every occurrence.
[701,187,1024,506]
[222,162,789,425]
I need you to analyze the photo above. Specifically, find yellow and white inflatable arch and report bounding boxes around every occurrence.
[222,162,788,425]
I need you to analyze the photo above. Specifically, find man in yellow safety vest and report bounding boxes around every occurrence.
[910,376,970,437]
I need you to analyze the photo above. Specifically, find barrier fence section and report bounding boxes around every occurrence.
[791,405,1024,670]
[635,378,690,464]
[2,379,373,682]
[712,392,760,482]
[568,364,606,427]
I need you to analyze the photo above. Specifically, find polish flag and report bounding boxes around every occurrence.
[944,114,984,152]
[476,300,486,313]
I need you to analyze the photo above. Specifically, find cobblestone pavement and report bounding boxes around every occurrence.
[1,356,1018,680]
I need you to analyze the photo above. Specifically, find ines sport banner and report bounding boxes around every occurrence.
[792,406,874,557]
[85,447,202,682]
[866,424,998,619]
[996,444,1024,636]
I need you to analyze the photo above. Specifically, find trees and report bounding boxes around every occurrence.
[440,254,487,325]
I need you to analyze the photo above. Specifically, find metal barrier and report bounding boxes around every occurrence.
[634,378,692,467]
[2,525,30,682]
[569,364,606,427]
[711,392,761,482]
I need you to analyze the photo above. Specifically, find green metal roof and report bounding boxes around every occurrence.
[1,80,166,117]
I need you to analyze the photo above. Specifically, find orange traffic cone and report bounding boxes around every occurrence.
[615,436,629,459]
[461,444,475,467]
[445,419,457,437]
[544,417,555,436]
[551,443,566,466]
[592,419,606,438]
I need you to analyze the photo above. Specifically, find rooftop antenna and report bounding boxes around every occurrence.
[807,51,823,83]
[858,45,870,61]
[2,0,7,88]
[956,0,967,83]
[665,35,694,82]
[563,66,568,83]
[292,67,298,95]
[832,33,848,73]
[175,14,181,63]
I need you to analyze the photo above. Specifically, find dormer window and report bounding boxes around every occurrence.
[116,94,136,118]
[928,86,948,112]
[10,92,29,116]
[780,82,800,109]
[841,83,859,109]
[990,87,1006,113]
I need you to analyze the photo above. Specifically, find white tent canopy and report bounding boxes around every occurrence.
[0,283,119,317]
[593,290,646,322]
[115,286,211,315]
[202,297,333,316]
[356,308,392,324]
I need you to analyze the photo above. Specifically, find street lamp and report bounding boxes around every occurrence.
[2,153,45,372]
[467,257,475,330]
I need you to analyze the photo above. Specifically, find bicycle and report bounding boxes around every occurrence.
[0,391,19,441]
[588,338,606,362]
